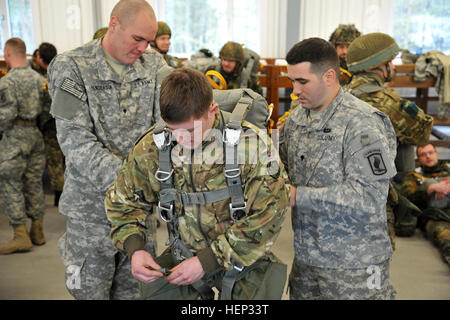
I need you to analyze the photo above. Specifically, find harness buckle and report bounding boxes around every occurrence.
[234,265,244,272]
[153,130,172,150]
[229,202,247,222]
[155,169,174,182]
[158,202,174,222]
[224,168,241,179]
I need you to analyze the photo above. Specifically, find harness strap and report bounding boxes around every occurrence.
[160,187,231,206]
[220,266,243,300]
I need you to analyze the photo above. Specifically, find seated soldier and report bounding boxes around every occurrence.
[398,143,450,264]
[150,21,182,68]
[206,41,262,94]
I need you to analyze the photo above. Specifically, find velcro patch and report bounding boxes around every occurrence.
[60,78,84,100]
[0,88,7,105]
[365,150,387,176]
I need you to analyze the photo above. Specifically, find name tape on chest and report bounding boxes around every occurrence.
[61,78,84,100]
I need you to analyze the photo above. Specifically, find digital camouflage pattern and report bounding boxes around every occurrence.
[106,110,289,272]
[350,72,434,146]
[398,161,450,264]
[414,51,450,120]
[289,260,396,300]
[47,38,172,299]
[183,49,221,74]
[0,66,46,225]
[279,89,397,299]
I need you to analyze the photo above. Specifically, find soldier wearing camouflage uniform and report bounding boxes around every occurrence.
[47,0,172,300]
[0,38,47,254]
[347,33,434,243]
[105,68,289,300]
[329,24,361,86]
[398,143,450,264]
[150,21,182,69]
[206,41,262,94]
[35,42,65,207]
[280,38,397,299]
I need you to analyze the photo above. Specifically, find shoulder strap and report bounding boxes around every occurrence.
[351,82,385,97]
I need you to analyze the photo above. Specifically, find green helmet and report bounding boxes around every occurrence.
[329,24,361,46]
[156,21,171,38]
[219,41,244,65]
[346,32,400,73]
[93,27,108,40]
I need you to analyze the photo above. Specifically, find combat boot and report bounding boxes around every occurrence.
[0,224,33,254]
[30,219,46,245]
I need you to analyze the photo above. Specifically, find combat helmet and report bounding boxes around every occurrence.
[219,41,245,65]
[156,21,172,38]
[329,24,361,46]
[93,27,108,40]
[346,32,400,73]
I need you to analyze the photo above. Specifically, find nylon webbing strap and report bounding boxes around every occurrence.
[220,267,242,300]
[160,188,231,206]
[227,96,253,130]
[240,57,255,88]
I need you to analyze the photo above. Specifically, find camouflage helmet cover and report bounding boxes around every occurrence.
[219,41,244,64]
[329,24,361,46]
[346,32,400,73]
[156,21,171,38]
[93,27,108,40]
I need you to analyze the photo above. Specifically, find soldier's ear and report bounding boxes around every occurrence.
[109,16,120,31]
[323,68,337,85]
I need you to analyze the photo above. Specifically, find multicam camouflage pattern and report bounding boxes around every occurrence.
[105,110,289,272]
[47,38,172,224]
[0,66,46,225]
[329,24,361,46]
[47,39,171,299]
[414,51,450,120]
[425,220,450,265]
[350,72,434,146]
[289,260,396,300]
[58,217,157,299]
[163,53,182,69]
[280,89,397,270]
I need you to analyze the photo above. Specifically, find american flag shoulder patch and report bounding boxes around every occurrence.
[60,78,84,100]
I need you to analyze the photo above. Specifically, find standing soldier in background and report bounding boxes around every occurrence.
[47,0,172,299]
[150,21,182,68]
[35,42,64,207]
[329,24,361,86]
[347,33,434,244]
[206,41,263,94]
[0,38,47,254]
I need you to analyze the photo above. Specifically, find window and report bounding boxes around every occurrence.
[0,0,34,55]
[393,0,450,55]
[156,0,259,57]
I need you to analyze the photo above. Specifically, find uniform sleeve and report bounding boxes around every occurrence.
[105,142,160,252]
[47,55,122,193]
[297,114,397,216]
[278,120,290,176]
[207,135,289,271]
[0,77,18,130]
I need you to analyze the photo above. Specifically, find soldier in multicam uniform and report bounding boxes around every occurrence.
[105,68,289,300]
[398,143,450,264]
[347,33,434,243]
[150,21,182,69]
[206,41,262,94]
[47,0,172,300]
[0,38,47,254]
[329,24,361,86]
[35,42,65,207]
[280,38,397,300]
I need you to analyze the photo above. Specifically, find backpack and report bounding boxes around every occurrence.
[182,49,221,74]
[241,48,261,87]
[351,82,434,146]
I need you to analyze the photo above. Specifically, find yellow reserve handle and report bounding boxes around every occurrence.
[205,70,227,90]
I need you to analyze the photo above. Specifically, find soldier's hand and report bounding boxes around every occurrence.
[428,181,450,197]
[131,250,163,283]
[166,256,205,286]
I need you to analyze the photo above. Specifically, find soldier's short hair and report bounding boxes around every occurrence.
[110,0,155,28]
[160,68,213,124]
[5,38,26,57]
[38,42,57,65]
[286,37,339,77]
